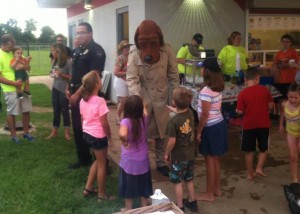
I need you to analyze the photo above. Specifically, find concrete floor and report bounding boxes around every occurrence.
[108,109,292,214]
[30,76,292,214]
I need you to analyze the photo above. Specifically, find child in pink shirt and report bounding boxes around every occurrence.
[79,71,114,201]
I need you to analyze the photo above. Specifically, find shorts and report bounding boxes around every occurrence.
[83,132,108,150]
[15,70,29,82]
[199,120,228,156]
[4,92,32,115]
[169,160,195,184]
[241,128,269,152]
[273,83,290,100]
[114,77,129,97]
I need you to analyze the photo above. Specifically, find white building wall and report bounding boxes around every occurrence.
[67,0,245,102]
[145,0,246,54]
[68,0,146,103]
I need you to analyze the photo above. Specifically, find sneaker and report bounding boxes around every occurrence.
[183,198,198,212]
[11,136,22,144]
[23,133,35,142]
[17,93,24,99]
[23,91,32,97]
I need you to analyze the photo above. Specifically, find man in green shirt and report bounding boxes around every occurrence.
[176,33,205,85]
[0,34,34,144]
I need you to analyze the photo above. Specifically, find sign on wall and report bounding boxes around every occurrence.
[249,15,300,30]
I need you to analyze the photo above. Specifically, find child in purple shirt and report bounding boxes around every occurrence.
[118,95,153,212]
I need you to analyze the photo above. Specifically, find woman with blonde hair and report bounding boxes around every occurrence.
[113,40,132,125]
[218,31,248,82]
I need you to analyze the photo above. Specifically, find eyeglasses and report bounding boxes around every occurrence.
[57,39,63,42]
[76,31,88,36]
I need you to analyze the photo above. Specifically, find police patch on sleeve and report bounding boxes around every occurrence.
[96,51,104,57]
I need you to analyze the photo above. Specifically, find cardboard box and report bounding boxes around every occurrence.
[114,202,184,214]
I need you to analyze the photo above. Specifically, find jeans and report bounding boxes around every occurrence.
[51,88,70,128]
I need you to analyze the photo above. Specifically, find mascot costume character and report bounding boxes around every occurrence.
[126,20,179,176]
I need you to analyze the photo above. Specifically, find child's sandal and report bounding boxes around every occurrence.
[83,188,97,197]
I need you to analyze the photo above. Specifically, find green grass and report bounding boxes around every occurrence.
[30,84,52,107]
[29,50,52,76]
[0,84,123,214]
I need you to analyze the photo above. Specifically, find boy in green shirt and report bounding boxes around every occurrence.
[165,87,198,212]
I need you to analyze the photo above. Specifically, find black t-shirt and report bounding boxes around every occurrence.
[70,40,106,85]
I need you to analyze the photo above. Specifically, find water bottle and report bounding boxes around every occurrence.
[49,69,56,78]
[150,189,170,205]
[236,52,241,72]
[53,66,59,78]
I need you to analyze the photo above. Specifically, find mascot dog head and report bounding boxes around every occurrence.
[134,20,164,64]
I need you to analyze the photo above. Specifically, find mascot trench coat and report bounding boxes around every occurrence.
[126,44,179,139]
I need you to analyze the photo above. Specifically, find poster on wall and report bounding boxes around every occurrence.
[249,15,300,30]
[248,14,300,67]
[248,15,300,51]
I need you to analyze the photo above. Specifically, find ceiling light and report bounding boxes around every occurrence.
[84,0,93,10]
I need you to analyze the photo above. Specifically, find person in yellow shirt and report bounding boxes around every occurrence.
[218,31,248,83]
[176,33,204,84]
[0,34,34,144]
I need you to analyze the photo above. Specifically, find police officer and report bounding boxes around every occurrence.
[66,22,106,169]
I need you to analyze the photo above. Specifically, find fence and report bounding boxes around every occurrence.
[19,44,53,76]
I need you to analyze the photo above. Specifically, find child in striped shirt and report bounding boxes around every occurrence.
[196,57,228,202]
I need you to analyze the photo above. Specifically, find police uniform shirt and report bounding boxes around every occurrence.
[71,40,106,85]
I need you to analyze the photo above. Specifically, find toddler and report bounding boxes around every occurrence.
[10,46,31,99]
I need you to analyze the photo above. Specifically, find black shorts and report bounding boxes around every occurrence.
[241,128,269,152]
[273,83,290,100]
[83,132,108,150]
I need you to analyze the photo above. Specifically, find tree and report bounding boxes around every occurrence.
[0,19,63,45]
[1,19,23,43]
[38,26,56,43]
[23,19,37,43]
